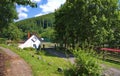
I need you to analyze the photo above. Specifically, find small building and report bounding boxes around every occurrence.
[18,35,42,49]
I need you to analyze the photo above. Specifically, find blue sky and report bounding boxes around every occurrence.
[16,0,66,21]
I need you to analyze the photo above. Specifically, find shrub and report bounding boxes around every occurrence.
[0,38,6,44]
[66,49,102,76]
[23,47,35,51]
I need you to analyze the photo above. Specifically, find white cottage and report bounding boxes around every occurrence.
[18,35,41,49]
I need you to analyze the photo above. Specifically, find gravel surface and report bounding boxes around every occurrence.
[102,65,120,76]
[0,52,8,76]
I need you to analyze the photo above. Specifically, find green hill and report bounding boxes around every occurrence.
[15,13,55,40]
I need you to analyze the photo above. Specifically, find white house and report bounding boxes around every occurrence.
[18,35,41,49]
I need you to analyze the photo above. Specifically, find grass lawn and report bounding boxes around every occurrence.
[101,57,120,69]
[102,60,120,69]
[98,52,120,69]
[0,44,71,76]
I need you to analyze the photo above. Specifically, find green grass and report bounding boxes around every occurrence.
[0,44,71,76]
[99,52,120,70]
[1,43,120,75]
[100,58,120,70]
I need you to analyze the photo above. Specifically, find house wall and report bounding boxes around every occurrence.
[19,35,41,49]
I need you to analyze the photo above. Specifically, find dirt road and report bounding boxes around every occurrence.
[0,51,8,76]
[0,47,32,76]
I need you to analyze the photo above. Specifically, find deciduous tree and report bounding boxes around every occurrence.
[54,0,120,49]
[0,0,36,30]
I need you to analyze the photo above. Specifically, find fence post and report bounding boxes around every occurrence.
[43,44,45,50]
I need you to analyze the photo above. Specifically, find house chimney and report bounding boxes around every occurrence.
[28,32,30,39]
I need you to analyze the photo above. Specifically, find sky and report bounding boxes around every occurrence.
[16,0,66,21]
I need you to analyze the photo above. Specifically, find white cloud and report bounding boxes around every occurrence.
[31,0,41,3]
[39,0,66,14]
[35,0,66,17]
[18,13,28,19]
[16,6,29,21]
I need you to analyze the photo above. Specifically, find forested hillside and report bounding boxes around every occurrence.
[15,13,55,40]
[16,13,54,29]
[0,13,55,41]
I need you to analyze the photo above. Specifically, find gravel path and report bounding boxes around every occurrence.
[104,68,120,76]
[0,47,32,76]
[0,51,8,76]
[102,65,120,76]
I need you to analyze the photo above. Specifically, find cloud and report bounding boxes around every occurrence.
[31,0,41,3]
[39,0,66,14]
[35,0,66,17]
[18,13,28,19]
[16,6,29,20]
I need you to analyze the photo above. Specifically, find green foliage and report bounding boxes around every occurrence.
[41,27,55,42]
[1,12,55,41]
[0,38,6,44]
[23,47,35,51]
[0,0,36,30]
[54,0,120,48]
[15,13,54,39]
[108,21,120,48]
[66,49,102,76]
[1,24,23,40]
[0,2,17,30]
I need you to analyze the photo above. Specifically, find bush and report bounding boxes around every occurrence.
[0,38,6,44]
[65,49,102,76]
[23,47,35,51]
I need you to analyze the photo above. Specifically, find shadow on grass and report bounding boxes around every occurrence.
[43,50,58,57]
[35,50,58,58]
[41,48,74,58]
[64,68,75,76]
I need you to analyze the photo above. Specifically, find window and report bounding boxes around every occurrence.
[31,37,37,42]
